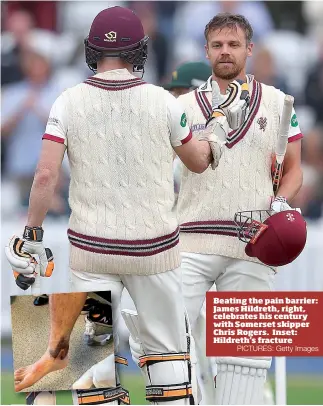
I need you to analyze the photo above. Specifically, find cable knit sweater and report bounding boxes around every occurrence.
[54,71,182,275]
[177,78,280,263]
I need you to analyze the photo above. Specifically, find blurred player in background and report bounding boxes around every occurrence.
[175,13,304,405]
[5,5,223,405]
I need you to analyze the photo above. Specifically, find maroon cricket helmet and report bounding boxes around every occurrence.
[234,210,307,267]
[84,6,149,73]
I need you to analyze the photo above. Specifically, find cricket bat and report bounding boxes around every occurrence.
[272,94,294,194]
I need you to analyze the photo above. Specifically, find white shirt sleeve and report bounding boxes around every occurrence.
[165,91,192,147]
[42,92,68,146]
[277,90,303,143]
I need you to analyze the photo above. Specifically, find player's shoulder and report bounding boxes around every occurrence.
[55,81,84,103]
[65,80,89,94]
[258,81,289,111]
[143,82,170,97]
[177,90,196,107]
[258,81,287,100]
[51,87,73,109]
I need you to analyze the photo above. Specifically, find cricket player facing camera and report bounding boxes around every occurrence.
[174,12,305,405]
[4,5,227,405]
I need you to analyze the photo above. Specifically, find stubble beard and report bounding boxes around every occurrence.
[213,61,244,81]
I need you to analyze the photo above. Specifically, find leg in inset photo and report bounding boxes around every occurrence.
[14,292,86,391]
[11,290,116,393]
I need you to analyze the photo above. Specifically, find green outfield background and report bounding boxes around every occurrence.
[2,371,323,405]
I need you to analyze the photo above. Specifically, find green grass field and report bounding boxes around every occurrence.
[0,372,147,405]
[1,372,322,405]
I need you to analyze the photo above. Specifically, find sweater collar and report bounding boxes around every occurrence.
[197,74,255,94]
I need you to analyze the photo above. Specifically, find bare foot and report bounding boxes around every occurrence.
[14,350,68,392]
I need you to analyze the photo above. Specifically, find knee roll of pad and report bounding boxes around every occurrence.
[215,357,272,405]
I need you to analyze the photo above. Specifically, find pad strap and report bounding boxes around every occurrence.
[146,384,193,402]
[139,352,190,368]
[76,385,130,405]
[115,355,128,366]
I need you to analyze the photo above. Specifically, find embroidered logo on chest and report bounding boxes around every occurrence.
[257,117,267,131]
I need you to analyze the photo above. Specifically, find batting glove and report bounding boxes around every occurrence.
[5,226,54,291]
[210,79,250,130]
[198,122,228,170]
[271,196,301,214]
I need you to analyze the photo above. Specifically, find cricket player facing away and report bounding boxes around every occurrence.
[175,13,304,405]
[5,6,227,405]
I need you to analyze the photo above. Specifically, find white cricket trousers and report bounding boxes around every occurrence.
[181,253,275,331]
[70,268,188,355]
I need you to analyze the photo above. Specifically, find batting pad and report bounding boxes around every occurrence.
[215,357,272,405]
[122,309,195,404]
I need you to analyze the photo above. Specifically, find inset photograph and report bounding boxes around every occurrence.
[11,291,116,393]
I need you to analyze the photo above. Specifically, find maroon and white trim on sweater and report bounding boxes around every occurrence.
[181,132,193,145]
[67,227,180,256]
[84,76,146,91]
[180,220,241,237]
[194,80,262,149]
[42,133,65,143]
[288,133,303,143]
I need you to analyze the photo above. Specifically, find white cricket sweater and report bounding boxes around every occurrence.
[58,71,183,275]
[177,78,281,263]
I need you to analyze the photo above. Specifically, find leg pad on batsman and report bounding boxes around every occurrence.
[122,309,196,404]
[215,356,272,405]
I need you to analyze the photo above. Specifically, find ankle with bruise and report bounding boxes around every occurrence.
[49,337,69,360]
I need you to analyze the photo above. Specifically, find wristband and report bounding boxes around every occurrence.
[23,226,44,242]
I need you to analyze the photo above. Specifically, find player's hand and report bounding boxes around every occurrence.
[200,80,230,169]
[72,354,115,389]
[210,79,250,130]
[271,196,301,214]
[5,227,54,291]
[198,125,227,170]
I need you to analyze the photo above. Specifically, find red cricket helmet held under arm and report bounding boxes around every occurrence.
[234,210,307,267]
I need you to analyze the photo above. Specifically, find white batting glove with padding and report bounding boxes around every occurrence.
[271,196,301,214]
[198,120,228,170]
[211,79,250,130]
[5,226,54,290]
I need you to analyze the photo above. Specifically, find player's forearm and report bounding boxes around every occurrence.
[26,167,60,227]
[48,292,87,359]
[191,140,213,173]
[276,166,303,202]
